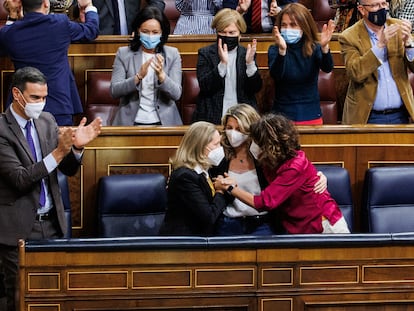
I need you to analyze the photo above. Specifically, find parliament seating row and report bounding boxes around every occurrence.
[85,69,340,126]
[82,166,414,237]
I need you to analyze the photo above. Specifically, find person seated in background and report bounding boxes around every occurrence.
[192,8,262,124]
[339,0,414,124]
[227,0,297,33]
[389,0,414,31]
[172,0,224,35]
[209,104,328,235]
[268,3,335,125]
[110,5,183,126]
[159,121,233,236]
[217,113,350,234]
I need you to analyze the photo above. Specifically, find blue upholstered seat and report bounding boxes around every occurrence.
[362,166,414,233]
[314,165,354,232]
[97,174,167,237]
[57,170,72,238]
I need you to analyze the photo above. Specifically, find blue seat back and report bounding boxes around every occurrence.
[57,170,72,238]
[97,174,167,237]
[314,165,354,232]
[362,167,414,233]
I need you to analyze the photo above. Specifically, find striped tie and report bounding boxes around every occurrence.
[251,0,262,33]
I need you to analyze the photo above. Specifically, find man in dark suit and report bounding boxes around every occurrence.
[0,66,102,311]
[0,0,99,126]
[83,0,165,35]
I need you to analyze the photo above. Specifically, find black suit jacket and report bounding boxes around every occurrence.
[160,167,231,236]
[193,43,262,125]
[0,109,81,246]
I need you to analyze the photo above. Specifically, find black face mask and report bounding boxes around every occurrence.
[367,8,387,26]
[217,35,239,51]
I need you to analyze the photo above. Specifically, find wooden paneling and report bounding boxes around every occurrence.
[18,238,414,311]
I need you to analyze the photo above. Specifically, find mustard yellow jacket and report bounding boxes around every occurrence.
[339,18,414,124]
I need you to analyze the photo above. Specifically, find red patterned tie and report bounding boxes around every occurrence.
[251,0,262,33]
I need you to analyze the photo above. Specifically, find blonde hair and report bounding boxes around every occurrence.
[221,104,261,159]
[171,121,218,170]
[211,8,247,33]
[275,3,319,57]
[390,0,405,16]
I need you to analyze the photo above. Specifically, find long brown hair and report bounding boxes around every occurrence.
[250,114,300,170]
[274,3,320,57]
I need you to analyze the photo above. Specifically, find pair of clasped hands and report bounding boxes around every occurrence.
[135,53,166,84]
[375,19,413,48]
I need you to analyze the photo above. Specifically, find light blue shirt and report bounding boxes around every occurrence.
[365,23,414,111]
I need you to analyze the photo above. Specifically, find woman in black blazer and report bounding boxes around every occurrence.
[192,8,262,125]
[159,121,234,236]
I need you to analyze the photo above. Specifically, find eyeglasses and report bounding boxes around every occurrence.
[359,1,389,10]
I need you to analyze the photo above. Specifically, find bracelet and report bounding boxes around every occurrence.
[72,145,84,151]
[136,73,143,81]
[7,16,17,21]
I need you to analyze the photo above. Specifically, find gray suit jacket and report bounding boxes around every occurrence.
[94,0,165,35]
[0,109,81,246]
[111,45,183,126]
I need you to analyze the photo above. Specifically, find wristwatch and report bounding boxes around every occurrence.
[226,185,236,195]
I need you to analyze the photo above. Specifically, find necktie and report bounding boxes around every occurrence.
[25,121,46,207]
[251,0,262,33]
[111,0,121,35]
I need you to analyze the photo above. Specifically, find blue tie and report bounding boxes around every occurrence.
[25,121,46,207]
[111,0,121,35]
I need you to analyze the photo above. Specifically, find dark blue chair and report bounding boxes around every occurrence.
[97,174,167,237]
[362,166,414,233]
[57,170,72,238]
[315,165,354,232]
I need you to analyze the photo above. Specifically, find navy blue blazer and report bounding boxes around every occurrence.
[0,10,99,122]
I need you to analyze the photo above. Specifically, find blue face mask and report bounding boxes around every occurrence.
[280,28,303,44]
[139,32,161,50]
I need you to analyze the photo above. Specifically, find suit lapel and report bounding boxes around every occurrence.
[5,109,34,162]
[33,117,49,158]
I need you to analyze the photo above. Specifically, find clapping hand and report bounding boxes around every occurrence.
[320,19,336,52]
[218,38,229,65]
[73,117,102,150]
[273,26,287,54]
[246,39,257,65]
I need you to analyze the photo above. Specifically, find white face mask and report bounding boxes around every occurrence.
[225,129,248,148]
[207,146,225,166]
[249,141,262,160]
[24,102,46,119]
[17,90,46,119]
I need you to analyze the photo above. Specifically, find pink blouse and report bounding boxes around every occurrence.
[253,150,343,234]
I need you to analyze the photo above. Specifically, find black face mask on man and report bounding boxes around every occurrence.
[367,7,387,26]
[217,35,239,51]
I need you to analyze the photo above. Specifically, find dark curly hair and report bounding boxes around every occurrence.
[130,6,170,52]
[250,114,300,170]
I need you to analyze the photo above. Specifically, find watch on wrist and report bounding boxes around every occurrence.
[226,185,235,195]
